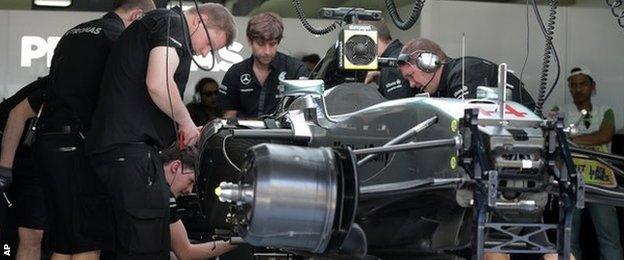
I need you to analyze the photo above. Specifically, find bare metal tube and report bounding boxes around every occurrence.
[353,136,459,156]
[357,116,438,166]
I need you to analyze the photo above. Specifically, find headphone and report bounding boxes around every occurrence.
[397,51,447,74]
[170,0,217,72]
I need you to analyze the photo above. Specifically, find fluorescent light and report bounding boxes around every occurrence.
[33,0,72,7]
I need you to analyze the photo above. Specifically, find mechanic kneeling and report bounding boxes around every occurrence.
[159,147,236,259]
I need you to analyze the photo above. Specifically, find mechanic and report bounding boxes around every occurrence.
[554,66,622,260]
[186,77,223,126]
[159,147,236,259]
[86,3,236,258]
[362,19,416,100]
[398,37,536,109]
[6,1,156,259]
[0,77,47,259]
[398,38,567,260]
[218,12,309,119]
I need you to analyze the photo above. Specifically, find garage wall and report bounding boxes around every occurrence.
[0,10,96,98]
[0,10,338,102]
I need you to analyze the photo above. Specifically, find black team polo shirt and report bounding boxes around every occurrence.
[218,52,309,118]
[435,56,536,110]
[42,12,125,129]
[86,8,192,154]
[377,39,417,100]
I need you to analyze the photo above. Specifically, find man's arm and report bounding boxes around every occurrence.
[170,220,236,259]
[146,46,199,146]
[0,99,36,168]
[572,110,615,146]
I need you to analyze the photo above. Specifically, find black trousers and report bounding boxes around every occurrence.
[35,131,113,254]
[91,144,170,260]
[9,140,46,230]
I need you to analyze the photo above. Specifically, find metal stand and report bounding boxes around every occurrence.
[462,109,581,260]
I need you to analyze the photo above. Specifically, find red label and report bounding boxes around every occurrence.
[477,104,527,118]
[504,104,527,118]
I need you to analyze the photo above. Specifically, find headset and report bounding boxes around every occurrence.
[397,51,446,73]
[164,0,219,151]
[175,0,217,72]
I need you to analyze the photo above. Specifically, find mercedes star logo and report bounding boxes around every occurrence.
[240,73,252,85]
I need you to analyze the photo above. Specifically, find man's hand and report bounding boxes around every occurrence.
[178,120,200,147]
[0,166,12,193]
[365,71,380,85]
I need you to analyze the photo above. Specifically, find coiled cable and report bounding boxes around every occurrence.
[291,0,342,35]
[384,0,425,31]
[532,0,561,116]
[606,0,624,30]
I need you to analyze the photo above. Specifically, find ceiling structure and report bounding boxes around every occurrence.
[0,0,576,16]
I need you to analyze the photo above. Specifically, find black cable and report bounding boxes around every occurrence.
[605,0,624,30]
[519,0,531,106]
[421,66,440,94]
[540,0,561,106]
[164,0,219,149]
[384,0,425,31]
[166,10,180,148]
[291,0,342,35]
[607,0,623,15]
[191,0,217,71]
[175,0,218,71]
[163,13,190,195]
[531,0,561,116]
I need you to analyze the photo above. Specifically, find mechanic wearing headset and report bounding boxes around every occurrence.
[398,38,575,260]
[397,37,535,110]
[86,3,236,258]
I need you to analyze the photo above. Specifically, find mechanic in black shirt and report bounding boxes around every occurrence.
[362,19,416,100]
[397,38,535,109]
[0,77,46,259]
[86,4,236,258]
[159,147,235,259]
[35,0,155,259]
[219,12,309,119]
[30,1,155,259]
